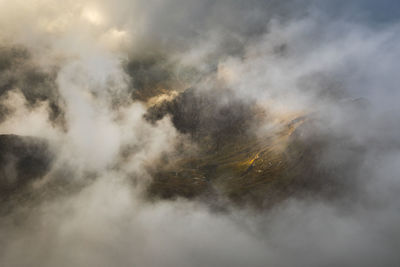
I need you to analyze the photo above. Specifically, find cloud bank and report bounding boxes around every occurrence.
[0,0,400,266]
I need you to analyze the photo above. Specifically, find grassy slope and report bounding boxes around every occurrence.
[147,116,311,207]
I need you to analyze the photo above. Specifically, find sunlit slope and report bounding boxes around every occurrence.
[147,116,310,205]
[147,105,363,207]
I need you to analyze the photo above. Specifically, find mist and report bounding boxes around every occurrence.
[0,1,400,266]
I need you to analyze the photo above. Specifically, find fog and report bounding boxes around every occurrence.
[0,1,400,266]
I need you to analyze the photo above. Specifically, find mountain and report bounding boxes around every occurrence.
[145,89,364,207]
[0,134,53,197]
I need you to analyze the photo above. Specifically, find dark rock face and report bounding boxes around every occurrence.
[0,46,64,125]
[145,87,259,148]
[282,119,366,201]
[0,134,53,196]
[124,56,174,102]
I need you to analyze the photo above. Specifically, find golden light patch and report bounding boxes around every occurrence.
[147,90,179,107]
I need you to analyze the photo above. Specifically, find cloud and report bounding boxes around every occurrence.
[0,1,400,267]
